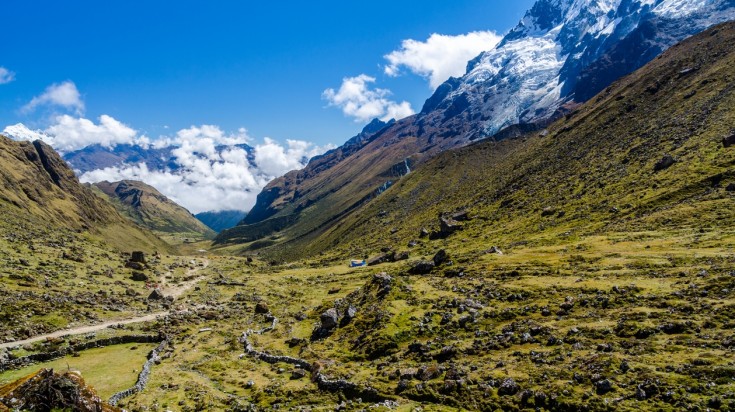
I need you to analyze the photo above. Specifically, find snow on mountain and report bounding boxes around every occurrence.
[437,0,735,139]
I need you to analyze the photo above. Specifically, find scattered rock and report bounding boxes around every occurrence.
[125,261,145,271]
[722,132,735,148]
[125,288,138,296]
[432,249,448,266]
[131,272,148,282]
[320,308,339,330]
[486,246,503,255]
[419,228,430,238]
[409,260,435,275]
[541,206,556,217]
[291,369,308,380]
[254,301,270,314]
[394,251,409,261]
[498,378,520,396]
[595,379,613,395]
[130,251,146,263]
[654,154,676,171]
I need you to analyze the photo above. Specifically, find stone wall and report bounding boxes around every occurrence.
[0,334,163,372]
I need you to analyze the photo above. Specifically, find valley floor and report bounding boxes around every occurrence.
[4,227,734,411]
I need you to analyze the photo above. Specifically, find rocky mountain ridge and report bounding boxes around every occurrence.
[216,0,735,255]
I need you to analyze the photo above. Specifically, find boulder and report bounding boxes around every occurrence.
[125,261,145,271]
[341,305,358,325]
[726,183,735,192]
[130,251,146,263]
[438,215,462,235]
[147,289,164,300]
[367,252,394,266]
[498,378,520,396]
[433,249,448,266]
[394,251,409,261]
[131,272,148,282]
[320,308,339,330]
[654,154,676,171]
[409,260,435,275]
[722,132,735,148]
[419,228,429,238]
[595,379,614,395]
[291,369,308,380]
[254,301,270,314]
[486,246,503,255]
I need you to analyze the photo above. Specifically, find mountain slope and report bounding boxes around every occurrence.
[0,136,166,251]
[291,20,735,260]
[92,180,216,239]
[194,210,247,232]
[216,0,735,255]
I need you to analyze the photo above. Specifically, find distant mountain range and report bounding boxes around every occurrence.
[63,143,256,174]
[194,210,247,233]
[215,0,735,253]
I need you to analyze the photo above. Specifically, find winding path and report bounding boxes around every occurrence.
[0,258,209,350]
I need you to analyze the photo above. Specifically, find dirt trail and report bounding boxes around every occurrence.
[0,258,209,350]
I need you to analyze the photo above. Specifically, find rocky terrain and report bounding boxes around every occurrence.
[2,2,735,411]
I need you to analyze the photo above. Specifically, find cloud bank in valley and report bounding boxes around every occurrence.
[4,117,333,214]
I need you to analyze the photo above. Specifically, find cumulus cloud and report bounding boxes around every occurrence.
[45,115,141,151]
[5,115,143,152]
[322,74,414,123]
[0,67,15,84]
[4,115,333,213]
[22,81,84,114]
[153,125,250,149]
[79,135,333,213]
[384,31,502,89]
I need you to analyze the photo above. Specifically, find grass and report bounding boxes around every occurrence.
[0,343,156,399]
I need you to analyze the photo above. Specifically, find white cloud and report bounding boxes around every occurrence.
[0,67,15,84]
[323,74,414,123]
[254,138,333,177]
[384,31,502,89]
[4,116,142,152]
[153,125,250,149]
[5,115,333,213]
[22,81,84,114]
[79,136,333,213]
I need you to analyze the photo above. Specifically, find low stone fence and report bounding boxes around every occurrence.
[108,339,168,406]
[239,317,387,402]
[0,334,164,372]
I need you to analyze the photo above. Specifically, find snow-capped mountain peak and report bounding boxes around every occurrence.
[431,0,735,140]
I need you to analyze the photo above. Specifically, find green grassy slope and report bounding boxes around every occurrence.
[92,180,216,240]
[261,21,735,262]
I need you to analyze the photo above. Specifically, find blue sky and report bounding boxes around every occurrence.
[1,0,535,147]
